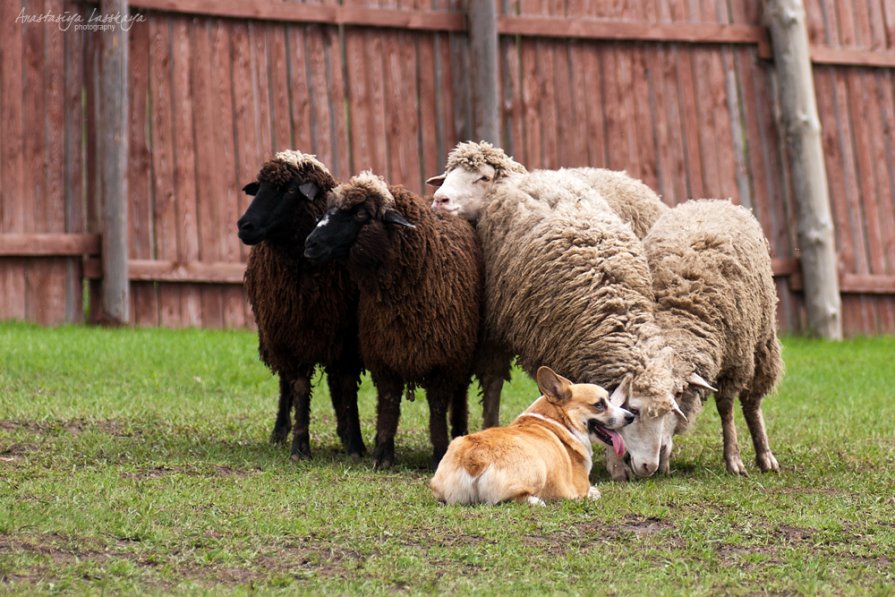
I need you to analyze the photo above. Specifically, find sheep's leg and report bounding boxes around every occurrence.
[270,374,292,445]
[449,383,469,439]
[326,363,366,460]
[475,342,513,429]
[605,448,631,482]
[371,372,403,469]
[290,371,313,461]
[741,394,779,473]
[658,438,673,476]
[715,389,747,475]
[424,376,453,469]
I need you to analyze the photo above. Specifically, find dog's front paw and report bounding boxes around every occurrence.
[526,495,546,507]
[587,486,601,501]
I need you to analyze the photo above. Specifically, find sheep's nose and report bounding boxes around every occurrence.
[433,195,450,205]
[641,462,658,476]
[237,217,254,233]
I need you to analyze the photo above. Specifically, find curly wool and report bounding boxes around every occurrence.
[638,199,783,425]
[477,169,657,389]
[559,167,668,239]
[244,152,355,378]
[444,141,528,177]
[329,174,482,381]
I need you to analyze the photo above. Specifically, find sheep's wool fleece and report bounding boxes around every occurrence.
[559,167,668,240]
[477,170,657,387]
[244,153,357,377]
[444,141,528,176]
[641,199,782,419]
[274,150,330,175]
[331,176,482,383]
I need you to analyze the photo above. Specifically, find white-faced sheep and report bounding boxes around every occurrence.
[612,199,782,479]
[427,141,667,239]
[431,163,664,463]
[237,150,365,461]
[425,141,667,429]
[303,171,483,468]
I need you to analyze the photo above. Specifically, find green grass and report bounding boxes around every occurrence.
[1,322,893,595]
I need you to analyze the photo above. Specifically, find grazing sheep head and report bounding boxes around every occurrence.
[616,350,718,478]
[303,170,414,265]
[237,151,335,246]
[426,141,527,221]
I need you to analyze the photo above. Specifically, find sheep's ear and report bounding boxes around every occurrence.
[687,372,717,392]
[536,366,572,404]
[242,182,260,196]
[609,377,629,407]
[298,182,319,200]
[426,174,446,188]
[383,210,415,229]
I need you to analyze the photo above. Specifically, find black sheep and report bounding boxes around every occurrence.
[304,171,482,468]
[237,150,365,460]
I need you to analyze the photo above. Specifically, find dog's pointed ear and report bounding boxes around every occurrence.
[609,377,629,407]
[383,209,415,228]
[687,372,717,392]
[426,173,446,188]
[242,182,260,196]
[298,181,319,200]
[536,366,572,404]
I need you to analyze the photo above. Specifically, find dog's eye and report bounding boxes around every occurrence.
[593,399,606,412]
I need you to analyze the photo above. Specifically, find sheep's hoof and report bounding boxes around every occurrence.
[372,446,394,469]
[725,456,748,476]
[290,439,312,461]
[270,425,290,445]
[756,451,779,472]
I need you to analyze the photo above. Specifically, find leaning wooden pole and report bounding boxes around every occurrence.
[765,0,842,339]
[467,0,500,144]
[100,0,130,324]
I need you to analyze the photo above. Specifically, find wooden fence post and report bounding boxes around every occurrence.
[765,0,842,339]
[100,0,130,324]
[467,0,499,144]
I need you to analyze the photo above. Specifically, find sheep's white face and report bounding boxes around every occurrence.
[619,400,677,478]
[427,164,496,222]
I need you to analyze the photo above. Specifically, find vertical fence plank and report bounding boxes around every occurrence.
[149,15,183,328]
[64,0,85,323]
[128,17,158,326]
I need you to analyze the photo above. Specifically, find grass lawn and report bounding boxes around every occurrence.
[1,322,893,594]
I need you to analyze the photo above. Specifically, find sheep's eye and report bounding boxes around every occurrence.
[354,208,370,222]
[628,406,641,417]
[476,175,491,183]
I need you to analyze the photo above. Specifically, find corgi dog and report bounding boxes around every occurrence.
[431,366,634,505]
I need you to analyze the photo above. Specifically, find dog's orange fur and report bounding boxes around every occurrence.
[430,367,613,505]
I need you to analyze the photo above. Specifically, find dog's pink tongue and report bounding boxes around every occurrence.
[609,430,626,457]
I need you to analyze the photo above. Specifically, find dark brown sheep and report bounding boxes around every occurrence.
[237,150,365,461]
[304,171,483,468]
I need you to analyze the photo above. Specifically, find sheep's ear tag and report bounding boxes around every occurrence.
[426,174,446,188]
[687,372,717,392]
[383,210,415,228]
[242,182,260,196]
[298,182,319,201]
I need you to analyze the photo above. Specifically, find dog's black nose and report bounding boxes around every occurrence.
[624,412,635,424]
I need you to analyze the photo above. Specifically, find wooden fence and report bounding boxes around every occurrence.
[1,0,894,335]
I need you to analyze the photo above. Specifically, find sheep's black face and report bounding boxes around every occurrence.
[237,180,319,246]
[303,206,368,264]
